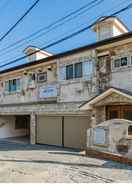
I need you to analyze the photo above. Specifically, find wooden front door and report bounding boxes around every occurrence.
[107,106,132,121]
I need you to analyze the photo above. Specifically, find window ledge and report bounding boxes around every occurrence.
[4,91,21,96]
[112,65,132,73]
[59,77,92,84]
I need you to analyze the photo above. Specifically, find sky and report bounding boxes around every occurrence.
[0,0,132,70]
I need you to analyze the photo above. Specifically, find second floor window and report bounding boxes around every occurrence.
[114,57,128,68]
[66,64,74,80]
[59,59,93,81]
[66,62,82,80]
[75,62,82,78]
[5,78,21,93]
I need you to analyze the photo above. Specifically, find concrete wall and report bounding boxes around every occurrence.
[0,116,28,138]
[0,62,57,105]
[87,119,132,159]
[109,44,132,91]
[0,49,98,105]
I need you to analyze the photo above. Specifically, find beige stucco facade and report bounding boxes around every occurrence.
[0,16,132,150]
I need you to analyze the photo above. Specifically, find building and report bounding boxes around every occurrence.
[0,16,132,150]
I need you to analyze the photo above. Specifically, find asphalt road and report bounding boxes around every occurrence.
[0,140,131,182]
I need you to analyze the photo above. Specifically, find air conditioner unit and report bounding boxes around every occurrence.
[37,72,47,82]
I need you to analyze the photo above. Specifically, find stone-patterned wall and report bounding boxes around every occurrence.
[95,106,106,125]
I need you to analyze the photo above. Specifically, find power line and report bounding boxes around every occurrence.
[0,0,102,55]
[0,0,105,63]
[0,0,40,43]
[0,0,129,63]
[0,2,132,69]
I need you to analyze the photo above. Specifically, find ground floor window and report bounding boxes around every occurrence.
[128,125,132,136]
[107,106,132,121]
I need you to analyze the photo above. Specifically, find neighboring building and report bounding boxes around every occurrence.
[0,16,132,151]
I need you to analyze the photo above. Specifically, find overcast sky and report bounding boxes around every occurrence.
[0,0,132,70]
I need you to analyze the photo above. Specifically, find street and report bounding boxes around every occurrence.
[0,140,131,182]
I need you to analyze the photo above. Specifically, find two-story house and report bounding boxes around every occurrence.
[0,16,132,150]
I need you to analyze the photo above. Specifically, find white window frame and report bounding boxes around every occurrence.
[59,57,93,81]
[4,77,21,94]
[112,56,129,71]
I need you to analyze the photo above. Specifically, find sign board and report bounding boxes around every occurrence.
[39,84,57,98]
[93,128,106,145]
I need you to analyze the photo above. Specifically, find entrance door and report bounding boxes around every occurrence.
[107,106,132,121]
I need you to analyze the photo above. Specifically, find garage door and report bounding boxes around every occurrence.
[36,116,62,146]
[64,116,89,149]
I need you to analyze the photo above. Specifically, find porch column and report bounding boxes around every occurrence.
[30,112,36,144]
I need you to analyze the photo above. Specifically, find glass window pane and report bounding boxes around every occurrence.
[114,59,120,68]
[109,110,118,119]
[12,79,16,91]
[66,64,73,80]
[128,126,132,135]
[16,79,20,91]
[123,110,132,121]
[75,62,82,78]
[121,57,127,66]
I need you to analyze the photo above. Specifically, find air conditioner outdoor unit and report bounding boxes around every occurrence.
[37,72,47,82]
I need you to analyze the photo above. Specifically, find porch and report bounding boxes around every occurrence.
[80,87,132,160]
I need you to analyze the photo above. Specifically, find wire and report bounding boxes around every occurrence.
[0,1,132,69]
[0,0,102,54]
[0,0,40,43]
[0,0,129,61]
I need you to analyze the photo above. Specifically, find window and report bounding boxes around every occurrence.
[5,78,21,93]
[114,59,120,68]
[75,63,82,78]
[64,60,93,80]
[66,64,73,80]
[114,57,128,69]
[75,62,82,78]
[37,72,47,82]
[66,63,83,80]
[128,126,132,136]
[121,57,127,66]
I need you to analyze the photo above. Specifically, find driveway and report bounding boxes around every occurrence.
[0,140,131,182]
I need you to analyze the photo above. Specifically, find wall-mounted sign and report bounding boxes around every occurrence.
[93,128,106,145]
[39,84,57,98]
